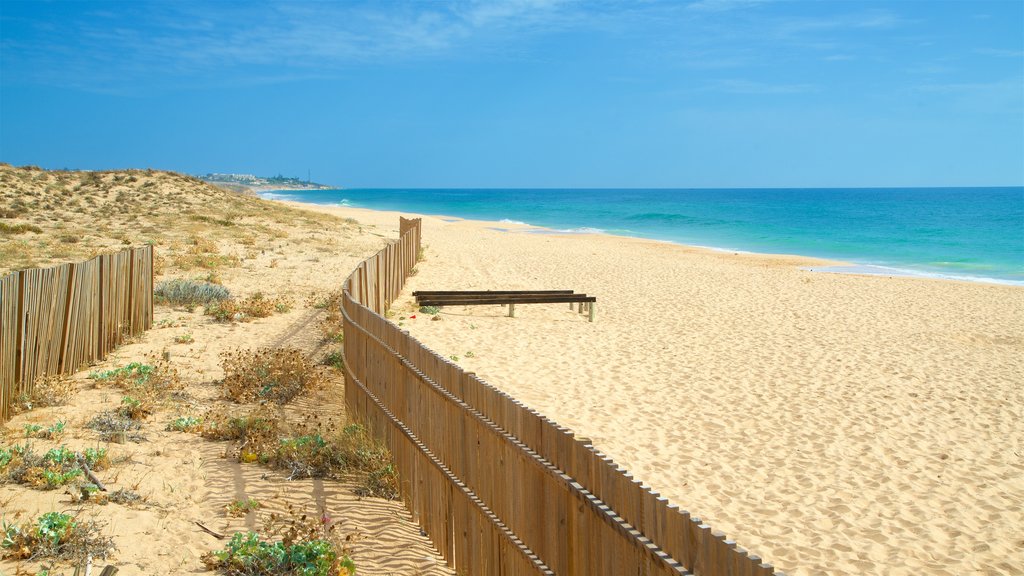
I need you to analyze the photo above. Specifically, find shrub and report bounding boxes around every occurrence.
[220,348,322,404]
[196,408,398,499]
[418,305,440,315]
[155,279,230,307]
[166,415,202,432]
[24,421,65,440]
[0,222,43,235]
[206,293,290,323]
[323,351,344,370]
[13,374,75,413]
[88,360,183,406]
[2,443,108,490]
[1,511,115,563]
[86,410,144,443]
[203,530,354,576]
[226,498,261,517]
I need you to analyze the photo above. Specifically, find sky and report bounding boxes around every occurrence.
[1,0,1022,188]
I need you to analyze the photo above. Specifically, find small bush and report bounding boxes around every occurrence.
[166,415,202,432]
[174,333,195,344]
[225,498,261,517]
[0,222,42,235]
[2,443,109,490]
[196,408,398,499]
[13,375,75,413]
[220,348,322,404]
[155,279,230,307]
[203,530,355,576]
[88,360,183,406]
[1,511,115,563]
[86,410,144,443]
[418,305,440,315]
[24,421,65,440]
[323,351,344,370]
[206,293,290,323]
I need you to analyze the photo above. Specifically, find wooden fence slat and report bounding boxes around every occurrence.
[0,247,154,423]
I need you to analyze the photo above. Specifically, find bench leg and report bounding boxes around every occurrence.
[589,302,595,322]
[509,303,515,318]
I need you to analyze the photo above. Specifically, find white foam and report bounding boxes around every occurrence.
[805,265,1024,286]
[258,192,297,201]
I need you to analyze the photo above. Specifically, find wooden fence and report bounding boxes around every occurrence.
[0,246,154,422]
[341,219,785,575]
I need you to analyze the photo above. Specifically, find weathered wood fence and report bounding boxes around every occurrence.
[0,246,154,422]
[342,218,785,575]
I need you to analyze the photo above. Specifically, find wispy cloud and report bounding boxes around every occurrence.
[1,1,578,93]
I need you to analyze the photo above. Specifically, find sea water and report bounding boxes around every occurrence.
[263,187,1024,285]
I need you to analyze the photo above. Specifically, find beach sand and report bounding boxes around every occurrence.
[293,204,1024,576]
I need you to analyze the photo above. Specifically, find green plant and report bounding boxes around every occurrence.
[449,355,459,362]
[0,222,43,234]
[24,424,43,437]
[1,511,114,562]
[323,351,344,370]
[206,293,291,323]
[418,305,440,315]
[174,333,195,344]
[464,351,475,358]
[226,498,262,517]
[117,395,149,420]
[154,278,230,307]
[167,415,202,432]
[202,531,354,576]
[89,362,154,386]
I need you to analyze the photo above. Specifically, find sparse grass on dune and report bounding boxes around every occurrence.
[0,163,358,276]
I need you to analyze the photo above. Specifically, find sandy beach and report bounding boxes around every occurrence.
[290,203,1024,576]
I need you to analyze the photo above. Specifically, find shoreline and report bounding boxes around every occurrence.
[268,196,1023,288]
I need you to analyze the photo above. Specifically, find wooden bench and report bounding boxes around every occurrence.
[413,290,597,321]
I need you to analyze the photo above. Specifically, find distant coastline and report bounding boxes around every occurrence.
[199,172,338,194]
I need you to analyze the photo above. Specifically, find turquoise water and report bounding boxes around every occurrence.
[264,188,1024,285]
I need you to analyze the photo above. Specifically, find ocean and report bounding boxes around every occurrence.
[262,187,1024,285]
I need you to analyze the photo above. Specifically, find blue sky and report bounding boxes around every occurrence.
[1,0,1022,188]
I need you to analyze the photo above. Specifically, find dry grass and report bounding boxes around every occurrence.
[220,348,322,404]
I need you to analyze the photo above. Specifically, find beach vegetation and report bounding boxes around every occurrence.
[206,293,292,323]
[155,278,230,308]
[87,359,184,415]
[24,421,66,440]
[2,443,109,490]
[226,498,262,517]
[220,348,322,404]
[86,410,145,443]
[0,222,43,235]
[198,406,398,499]
[418,305,440,315]
[166,415,202,432]
[323,351,344,370]
[1,510,115,564]
[203,528,354,576]
[174,333,195,344]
